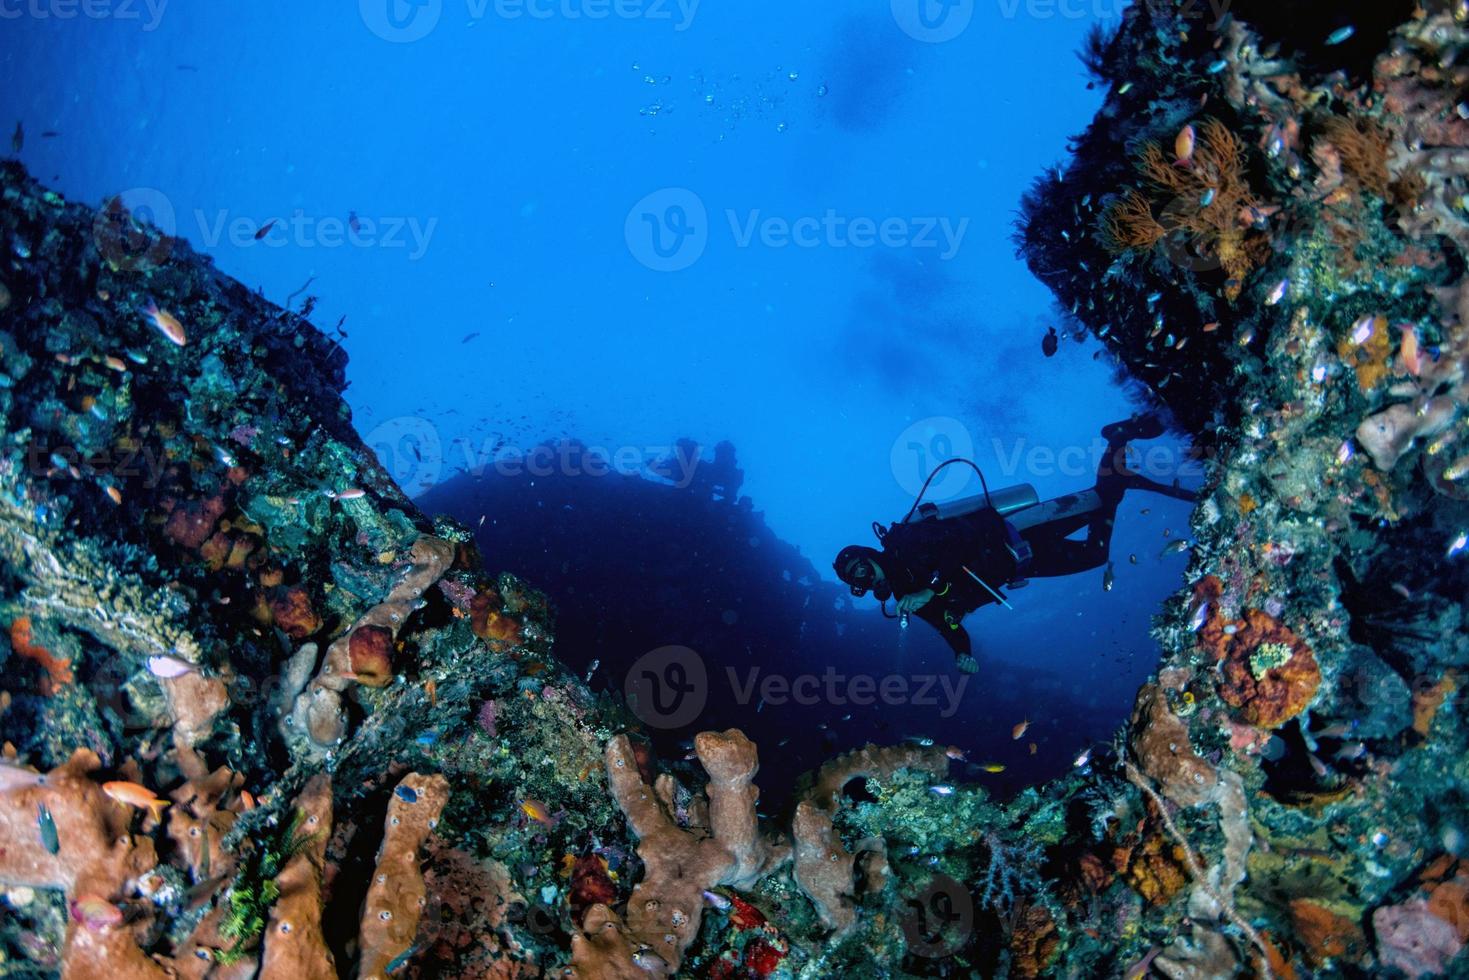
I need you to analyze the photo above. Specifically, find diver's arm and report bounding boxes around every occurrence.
[896,589,936,613]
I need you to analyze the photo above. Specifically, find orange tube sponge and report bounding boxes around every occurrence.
[358,772,450,980]
[0,750,165,979]
[791,801,857,935]
[260,774,336,980]
[286,535,455,752]
[1129,683,1218,805]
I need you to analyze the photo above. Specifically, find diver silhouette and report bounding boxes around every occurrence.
[835,415,1196,673]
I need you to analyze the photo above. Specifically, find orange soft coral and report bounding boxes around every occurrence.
[1203,608,1321,728]
[1102,119,1273,299]
[9,616,73,690]
[1120,830,1190,906]
[1336,315,1393,393]
[470,590,523,647]
[1320,116,1392,198]
[1101,189,1167,250]
[1009,904,1060,979]
[267,586,322,640]
[1289,899,1366,966]
[1412,674,1457,737]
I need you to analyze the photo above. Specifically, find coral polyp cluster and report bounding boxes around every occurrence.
[1102,118,1274,299]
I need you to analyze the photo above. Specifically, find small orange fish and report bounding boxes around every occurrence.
[1011,719,1030,741]
[105,486,123,505]
[519,798,555,827]
[1321,187,1351,206]
[103,355,127,372]
[424,679,438,706]
[1174,124,1196,165]
[1401,325,1422,376]
[1202,321,1220,333]
[944,746,966,761]
[103,781,169,822]
[143,302,186,347]
[238,790,256,811]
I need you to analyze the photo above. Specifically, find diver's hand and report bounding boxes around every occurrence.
[897,589,935,613]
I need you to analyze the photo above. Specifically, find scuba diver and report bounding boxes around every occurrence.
[834,415,1196,673]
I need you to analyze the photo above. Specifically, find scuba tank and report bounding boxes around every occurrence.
[901,483,1040,524]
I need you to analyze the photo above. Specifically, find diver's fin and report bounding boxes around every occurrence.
[1101,413,1164,443]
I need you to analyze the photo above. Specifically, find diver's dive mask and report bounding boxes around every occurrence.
[834,545,879,596]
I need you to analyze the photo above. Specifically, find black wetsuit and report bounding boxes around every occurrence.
[872,506,1018,658]
[872,429,1196,658]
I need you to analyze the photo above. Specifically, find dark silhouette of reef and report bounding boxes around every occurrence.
[416,439,1100,806]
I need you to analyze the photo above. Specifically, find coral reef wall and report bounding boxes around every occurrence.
[1011,0,1469,974]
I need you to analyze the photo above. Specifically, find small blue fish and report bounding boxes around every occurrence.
[1325,26,1355,45]
[929,785,956,797]
[1207,59,1228,74]
[1159,539,1192,559]
[415,731,439,748]
[385,944,420,974]
[1200,187,1217,207]
[394,785,419,804]
[37,802,58,855]
[1188,601,1210,633]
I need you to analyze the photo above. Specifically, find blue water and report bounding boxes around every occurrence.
[2,0,1198,767]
